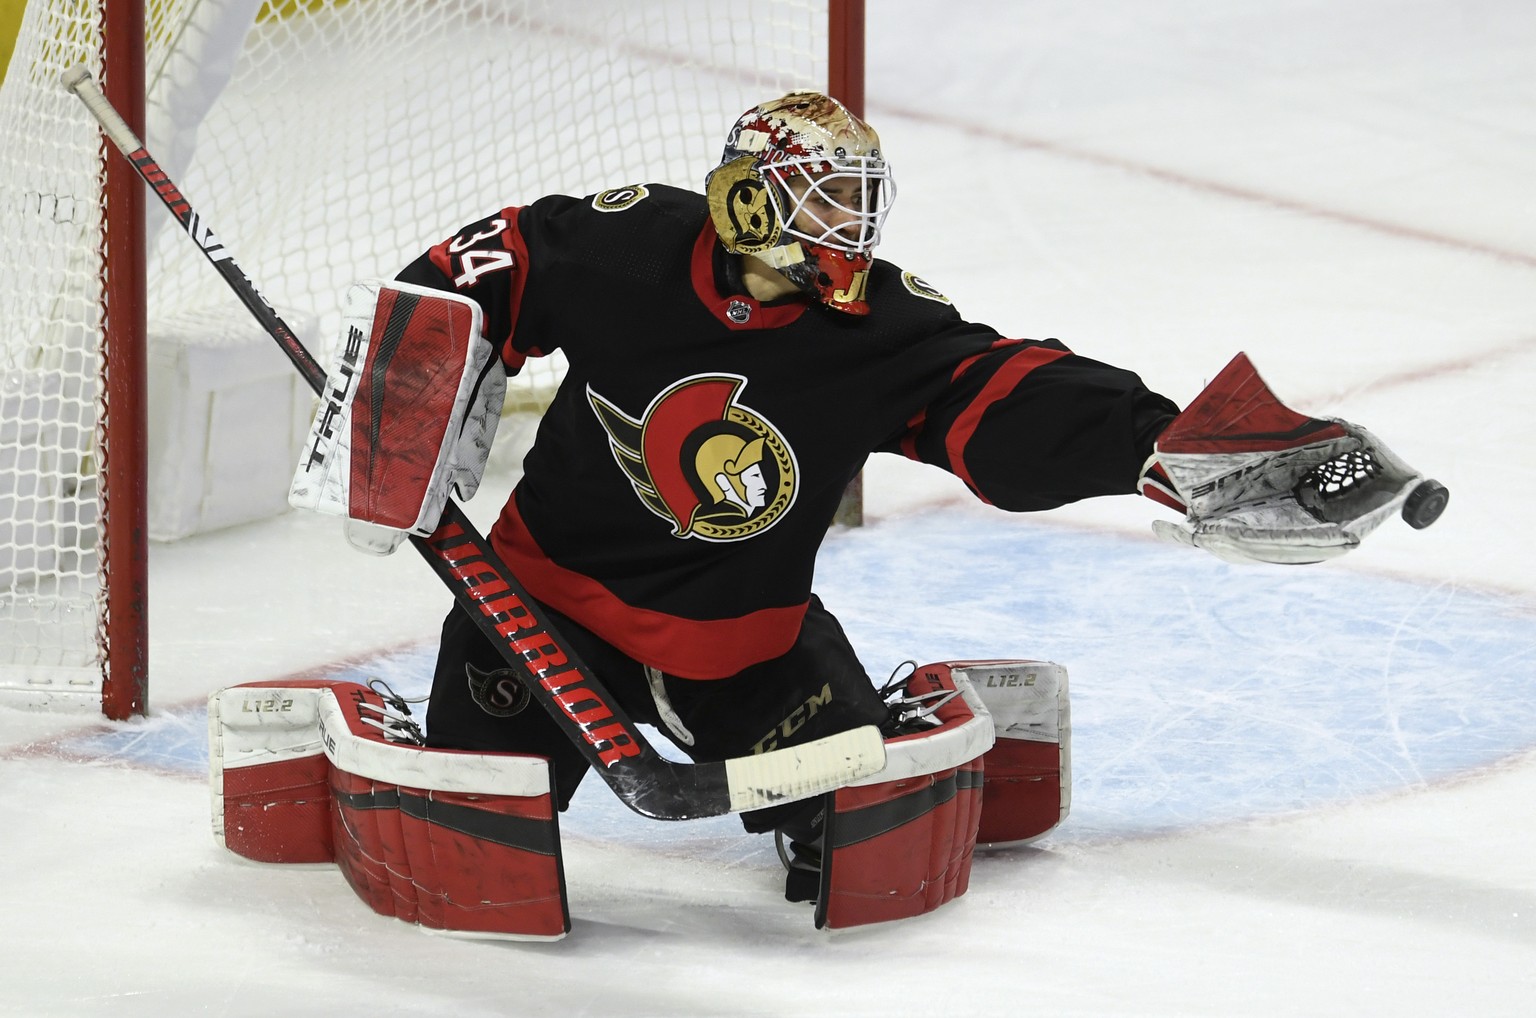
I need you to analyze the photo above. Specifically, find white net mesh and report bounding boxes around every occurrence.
[146,0,827,402]
[0,0,104,694]
[0,0,830,705]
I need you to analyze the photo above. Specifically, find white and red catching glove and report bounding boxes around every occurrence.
[1143,353,1448,565]
[289,279,505,553]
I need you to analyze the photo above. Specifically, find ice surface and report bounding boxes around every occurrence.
[4,1,1535,1014]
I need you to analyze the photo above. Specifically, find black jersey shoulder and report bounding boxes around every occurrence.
[520,183,707,246]
[867,258,964,323]
[825,255,976,351]
[514,183,707,288]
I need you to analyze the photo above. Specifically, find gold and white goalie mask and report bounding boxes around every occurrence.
[705,91,896,315]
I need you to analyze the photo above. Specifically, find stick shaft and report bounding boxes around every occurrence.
[64,64,324,391]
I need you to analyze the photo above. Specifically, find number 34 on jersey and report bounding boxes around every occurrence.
[448,217,515,288]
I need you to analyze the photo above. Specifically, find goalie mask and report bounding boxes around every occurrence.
[705,92,895,315]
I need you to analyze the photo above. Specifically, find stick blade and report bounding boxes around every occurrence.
[724,725,887,813]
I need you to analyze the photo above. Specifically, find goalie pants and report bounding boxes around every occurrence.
[424,594,890,831]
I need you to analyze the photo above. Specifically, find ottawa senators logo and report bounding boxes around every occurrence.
[588,374,797,541]
[591,184,650,212]
[466,662,531,718]
[901,270,951,304]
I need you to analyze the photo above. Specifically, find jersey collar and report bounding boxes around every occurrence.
[690,220,809,330]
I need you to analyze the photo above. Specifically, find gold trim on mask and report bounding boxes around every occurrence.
[706,155,782,254]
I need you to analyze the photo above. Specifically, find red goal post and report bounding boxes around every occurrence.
[0,0,866,717]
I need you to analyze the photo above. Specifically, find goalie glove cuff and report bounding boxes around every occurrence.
[1137,453,1187,514]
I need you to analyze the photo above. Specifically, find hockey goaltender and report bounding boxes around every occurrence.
[210,92,1447,939]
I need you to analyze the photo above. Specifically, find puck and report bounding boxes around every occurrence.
[1402,479,1449,530]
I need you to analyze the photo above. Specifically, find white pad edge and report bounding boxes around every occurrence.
[846,671,996,788]
[956,660,1069,745]
[211,684,551,798]
[314,691,549,797]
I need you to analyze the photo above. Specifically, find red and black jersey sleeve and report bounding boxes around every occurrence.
[884,336,1179,511]
[394,204,543,377]
[386,184,1180,678]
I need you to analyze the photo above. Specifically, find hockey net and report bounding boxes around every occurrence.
[0,0,855,715]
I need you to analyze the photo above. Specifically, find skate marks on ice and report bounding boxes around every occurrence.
[23,509,1536,846]
[816,509,1536,841]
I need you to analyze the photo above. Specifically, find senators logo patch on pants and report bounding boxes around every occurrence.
[588,373,798,542]
[467,662,533,718]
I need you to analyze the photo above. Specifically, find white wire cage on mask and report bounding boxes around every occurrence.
[760,155,896,256]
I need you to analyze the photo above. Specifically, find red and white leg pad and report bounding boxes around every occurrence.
[815,663,995,930]
[209,679,568,940]
[949,660,1071,845]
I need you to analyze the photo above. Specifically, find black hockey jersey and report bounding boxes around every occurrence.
[397,184,1177,679]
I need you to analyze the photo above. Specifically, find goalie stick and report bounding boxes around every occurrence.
[65,66,886,821]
